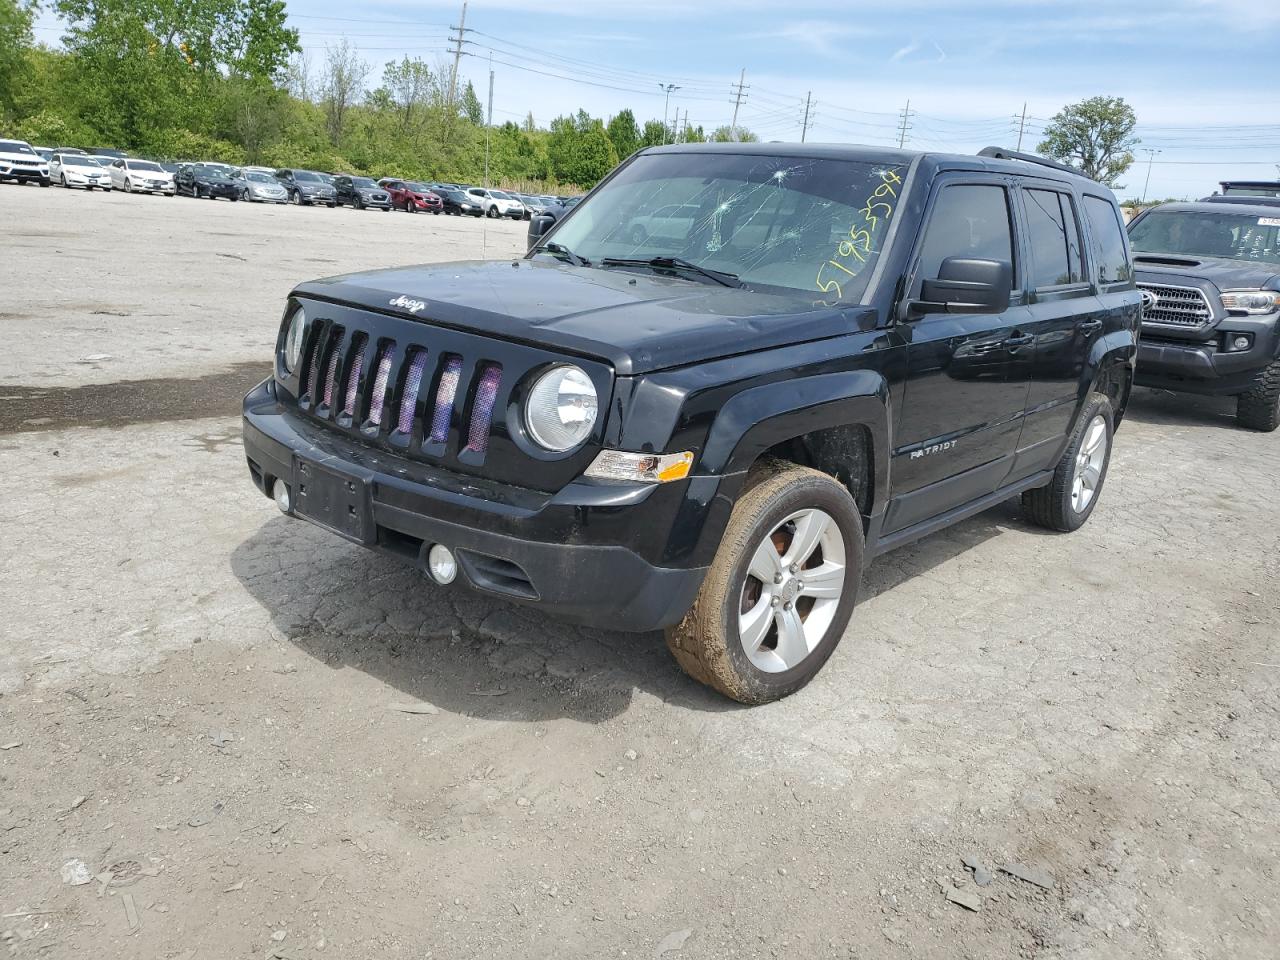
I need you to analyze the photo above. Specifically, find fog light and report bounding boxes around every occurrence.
[427,544,457,584]
[272,478,291,513]
[1233,335,1252,351]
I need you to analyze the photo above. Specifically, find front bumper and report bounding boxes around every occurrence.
[358,194,392,209]
[242,379,707,632]
[0,165,49,183]
[1136,315,1280,395]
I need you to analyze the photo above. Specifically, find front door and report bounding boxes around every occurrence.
[886,178,1033,534]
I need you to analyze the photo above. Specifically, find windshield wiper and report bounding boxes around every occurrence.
[600,256,743,288]
[537,241,590,267]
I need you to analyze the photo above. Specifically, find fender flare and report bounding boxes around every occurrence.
[699,369,892,515]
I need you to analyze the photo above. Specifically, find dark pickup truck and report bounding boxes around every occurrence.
[243,143,1139,703]
[1128,201,1280,430]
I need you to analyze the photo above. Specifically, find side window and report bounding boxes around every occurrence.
[1023,188,1079,288]
[1083,195,1134,284]
[916,183,1015,284]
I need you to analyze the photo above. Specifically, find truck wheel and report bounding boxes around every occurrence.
[665,460,862,704]
[1022,393,1113,532]
[1236,360,1280,432]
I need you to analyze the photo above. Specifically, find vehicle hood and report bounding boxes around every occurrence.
[293,259,874,375]
[1134,253,1280,292]
[0,150,45,163]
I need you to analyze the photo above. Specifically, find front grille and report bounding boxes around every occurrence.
[296,319,509,466]
[1138,282,1213,327]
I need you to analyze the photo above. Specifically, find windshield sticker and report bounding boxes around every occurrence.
[816,169,902,302]
[1259,218,1280,227]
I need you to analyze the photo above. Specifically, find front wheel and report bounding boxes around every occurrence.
[665,461,862,704]
[124,178,133,193]
[487,206,498,218]
[1022,393,1114,532]
[1236,360,1280,432]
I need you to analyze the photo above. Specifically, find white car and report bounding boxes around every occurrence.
[466,187,525,219]
[625,203,703,245]
[108,158,175,195]
[0,138,51,187]
[50,153,114,191]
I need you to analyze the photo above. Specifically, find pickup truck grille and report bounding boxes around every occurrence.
[299,319,505,463]
[1137,282,1213,327]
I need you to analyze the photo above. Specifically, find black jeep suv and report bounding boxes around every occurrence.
[1128,201,1280,430]
[243,143,1139,703]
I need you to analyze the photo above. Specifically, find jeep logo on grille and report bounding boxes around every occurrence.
[389,295,426,314]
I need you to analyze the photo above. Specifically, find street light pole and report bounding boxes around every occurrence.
[659,83,680,144]
[1141,148,1162,204]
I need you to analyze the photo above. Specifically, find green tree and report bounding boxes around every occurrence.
[381,56,437,130]
[0,0,36,121]
[640,119,666,148]
[1037,95,1138,187]
[320,39,367,144]
[711,124,757,142]
[606,108,639,159]
[461,79,484,125]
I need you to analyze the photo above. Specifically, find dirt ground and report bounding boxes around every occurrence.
[1,183,1277,960]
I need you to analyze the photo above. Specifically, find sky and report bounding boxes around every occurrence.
[32,0,1280,199]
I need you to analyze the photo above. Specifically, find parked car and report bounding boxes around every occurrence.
[378,179,443,214]
[50,152,113,190]
[334,175,392,211]
[466,187,525,219]
[1214,180,1280,200]
[242,143,1139,704]
[52,146,87,157]
[623,203,703,245]
[83,147,127,160]
[109,158,175,194]
[0,138,51,186]
[437,188,483,216]
[234,168,289,203]
[32,145,53,162]
[175,162,238,200]
[516,194,554,219]
[275,169,337,207]
[1128,200,1280,430]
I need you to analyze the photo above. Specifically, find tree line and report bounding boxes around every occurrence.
[0,0,759,191]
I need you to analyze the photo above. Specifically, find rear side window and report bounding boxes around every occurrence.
[1083,195,1133,284]
[916,184,1015,282]
[1023,189,1084,287]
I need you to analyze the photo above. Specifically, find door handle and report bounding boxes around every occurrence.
[1004,333,1035,347]
[1079,319,1103,333]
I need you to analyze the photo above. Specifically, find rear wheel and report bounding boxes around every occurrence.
[665,461,863,704]
[1022,393,1114,532]
[1236,360,1280,432]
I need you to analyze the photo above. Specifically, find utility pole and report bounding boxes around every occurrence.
[1014,102,1027,150]
[800,91,812,143]
[1141,148,1162,203]
[896,99,912,148]
[658,83,680,145]
[483,52,493,187]
[447,0,469,108]
[729,68,748,141]
[678,110,688,143]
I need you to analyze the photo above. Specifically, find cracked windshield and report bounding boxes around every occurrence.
[540,152,906,301]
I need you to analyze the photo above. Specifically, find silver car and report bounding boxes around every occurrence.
[235,169,289,203]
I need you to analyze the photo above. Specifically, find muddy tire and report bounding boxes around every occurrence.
[1022,393,1113,532]
[1236,360,1280,432]
[665,460,863,705]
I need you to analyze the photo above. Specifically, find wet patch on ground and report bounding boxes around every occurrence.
[0,361,268,434]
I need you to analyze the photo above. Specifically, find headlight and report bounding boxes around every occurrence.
[524,365,597,452]
[585,450,693,484]
[1221,290,1280,314]
[283,306,306,373]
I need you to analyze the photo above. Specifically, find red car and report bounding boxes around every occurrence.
[378,179,443,214]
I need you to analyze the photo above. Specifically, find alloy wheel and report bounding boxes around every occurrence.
[1071,415,1108,513]
[737,508,847,673]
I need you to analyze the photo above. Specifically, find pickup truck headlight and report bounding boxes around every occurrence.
[283,306,306,373]
[1221,291,1280,314]
[525,364,597,451]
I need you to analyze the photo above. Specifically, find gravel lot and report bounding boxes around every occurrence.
[2,183,1278,959]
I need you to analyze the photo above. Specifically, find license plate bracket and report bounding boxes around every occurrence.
[292,458,373,544]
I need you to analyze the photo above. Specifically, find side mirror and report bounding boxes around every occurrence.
[914,257,1013,315]
[528,213,555,241]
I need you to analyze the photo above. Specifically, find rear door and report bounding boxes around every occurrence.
[1008,181,1103,479]
[886,176,1035,534]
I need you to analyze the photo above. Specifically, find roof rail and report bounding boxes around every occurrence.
[977,146,1092,180]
